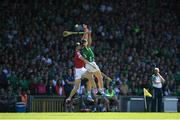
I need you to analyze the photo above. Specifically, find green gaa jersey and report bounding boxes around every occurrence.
[81,47,95,62]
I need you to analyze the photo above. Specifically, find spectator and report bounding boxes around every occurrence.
[19,76,29,92]
[54,80,65,96]
[6,86,17,112]
[29,79,38,95]
[0,88,7,112]
[46,80,55,95]
[176,85,180,96]
[163,82,171,96]
[7,71,18,90]
[129,81,138,95]
[120,81,129,95]
[105,84,119,111]
[37,80,47,95]
[0,70,8,89]
[64,69,74,98]
[20,90,28,106]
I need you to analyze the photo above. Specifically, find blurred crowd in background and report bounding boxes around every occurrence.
[0,0,180,110]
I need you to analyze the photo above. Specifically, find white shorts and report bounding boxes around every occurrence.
[85,62,100,73]
[75,67,87,80]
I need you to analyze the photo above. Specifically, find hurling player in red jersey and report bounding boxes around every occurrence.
[66,42,94,102]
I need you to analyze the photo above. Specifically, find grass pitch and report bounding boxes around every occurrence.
[0,113,179,120]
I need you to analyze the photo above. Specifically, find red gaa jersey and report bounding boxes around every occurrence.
[74,51,85,68]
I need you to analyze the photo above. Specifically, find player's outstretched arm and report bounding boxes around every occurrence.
[87,31,92,47]
[82,24,92,47]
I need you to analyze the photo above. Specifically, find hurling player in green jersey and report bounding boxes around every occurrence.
[81,24,104,96]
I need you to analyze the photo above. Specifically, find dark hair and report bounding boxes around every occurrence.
[80,39,87,44]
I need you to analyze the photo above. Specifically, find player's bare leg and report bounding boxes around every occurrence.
[66,71,94,102]
[87,76,97,92]
[66,79,81,102]
[93,70,104,94]
[82,72,95,102]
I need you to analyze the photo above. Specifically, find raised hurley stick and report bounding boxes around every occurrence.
[63,31,88,37]
[101,72,112,82]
